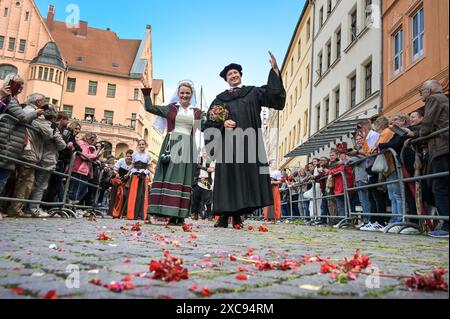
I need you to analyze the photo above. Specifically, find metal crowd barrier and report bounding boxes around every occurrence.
[0,113,109,219]
[253,127,449,235]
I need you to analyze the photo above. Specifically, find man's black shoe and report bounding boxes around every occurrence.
[214,215,229,228]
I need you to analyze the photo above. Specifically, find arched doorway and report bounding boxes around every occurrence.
[115,143,130,159]
[0,64,18,80]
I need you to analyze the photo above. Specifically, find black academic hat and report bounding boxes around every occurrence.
[220,63,243,81]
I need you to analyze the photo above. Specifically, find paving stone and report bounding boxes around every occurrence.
[0,218,448,299]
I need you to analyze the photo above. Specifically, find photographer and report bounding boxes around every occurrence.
[7,94,53,218]
[0,75,43,202]
[27,107,67,217]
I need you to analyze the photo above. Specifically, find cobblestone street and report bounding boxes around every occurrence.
[0,218,448,299]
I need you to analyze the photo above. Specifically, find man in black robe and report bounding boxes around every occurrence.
[203,52,286,228]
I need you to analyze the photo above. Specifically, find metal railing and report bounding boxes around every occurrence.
[0,113,108,219]
[253,127,449,235]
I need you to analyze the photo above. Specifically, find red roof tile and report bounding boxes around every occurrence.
[47,20,140,77]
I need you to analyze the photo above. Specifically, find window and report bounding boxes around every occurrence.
[326,41,331,69]
[393,29,403,74]
[295,87,298,103]
[25,11,29,21]
[104,111,114,125]
[0,64,18,80]
[88,81,98,95]
[107,84,116,98]
[297,39,301,60]
[350,9,358,42]
[134,88,139,100]
[327,0,332,14]
[350,74,357,108]
[290,95,293,113]
[336,28,341,60]
[317,52,323,77]
[299,79,303,98]
[3,8,8,17]
[131,113,137,129]
[365,61,372,98]
[297,119,301,144]
[306,19,311,41]
[49,68,54,82]
[0,36,4,49]
[290,57,294,76]
[335,88,340,118]
[412,8,424,61]
[324,97,330,125]
[8,38,15,51]
[316,104,321,131]
[43,68,49,81]
[306,65,310,86]
[66,78,76,92]
[52,99,59,107]
[303,110,308,136]
[319,7,324,27]
[38,66,43,80]
[63,105,73,119]
[84,108,95,121]
[365,0,373,21]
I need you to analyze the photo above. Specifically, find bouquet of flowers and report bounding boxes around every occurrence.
[208,104,230,123]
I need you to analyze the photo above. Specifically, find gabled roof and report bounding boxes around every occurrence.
[47,20,141,77]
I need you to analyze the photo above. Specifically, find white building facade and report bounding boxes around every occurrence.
[305,0,382,158]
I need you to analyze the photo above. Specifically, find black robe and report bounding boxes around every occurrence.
[203,69,286,216]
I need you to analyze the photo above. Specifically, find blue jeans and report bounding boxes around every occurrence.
[321,198,329,224]
[291,194,301,217]
[356,180,371,223]
[69,173,90,202]
[431,155,449,230]
[386,171,403,224]
[0,168,11,195]
[336,196,346,218]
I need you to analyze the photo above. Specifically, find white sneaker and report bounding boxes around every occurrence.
[400,227,421,235]
[360,223,372,231]
[28,209,48,218]
[387,225,402,234]
[364,222,384,232]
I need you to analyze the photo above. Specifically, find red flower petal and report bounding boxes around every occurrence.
[201,288,213,297]
[10,288,25,295]
[258,225,269,233]
[189,284,198,292]
[236,273,250,281]
[230,255,237,262]
[124,259,131,264]
[43,290,59,299]
[248,226,254,231]
[89,279,102,286]
[121,276,132,282]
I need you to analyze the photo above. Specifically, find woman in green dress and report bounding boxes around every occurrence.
[142,81,203,226]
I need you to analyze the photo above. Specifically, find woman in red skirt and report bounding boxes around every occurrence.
[264,160,282,223]
[124,140,151,220]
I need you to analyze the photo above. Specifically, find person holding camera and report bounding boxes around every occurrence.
[0,75,44,208]
[6,93,51,218]
[27,107,67,217]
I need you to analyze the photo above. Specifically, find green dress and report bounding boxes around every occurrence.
[144,97,202,219]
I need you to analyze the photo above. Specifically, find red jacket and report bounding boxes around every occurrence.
[328,164,354,195]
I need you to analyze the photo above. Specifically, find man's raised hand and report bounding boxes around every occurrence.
[269,51,280,76]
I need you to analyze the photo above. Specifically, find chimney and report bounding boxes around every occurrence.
[77,21,88,37]
[47,5,55,30]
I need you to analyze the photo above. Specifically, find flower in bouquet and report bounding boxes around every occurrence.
[208,104,229,123]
